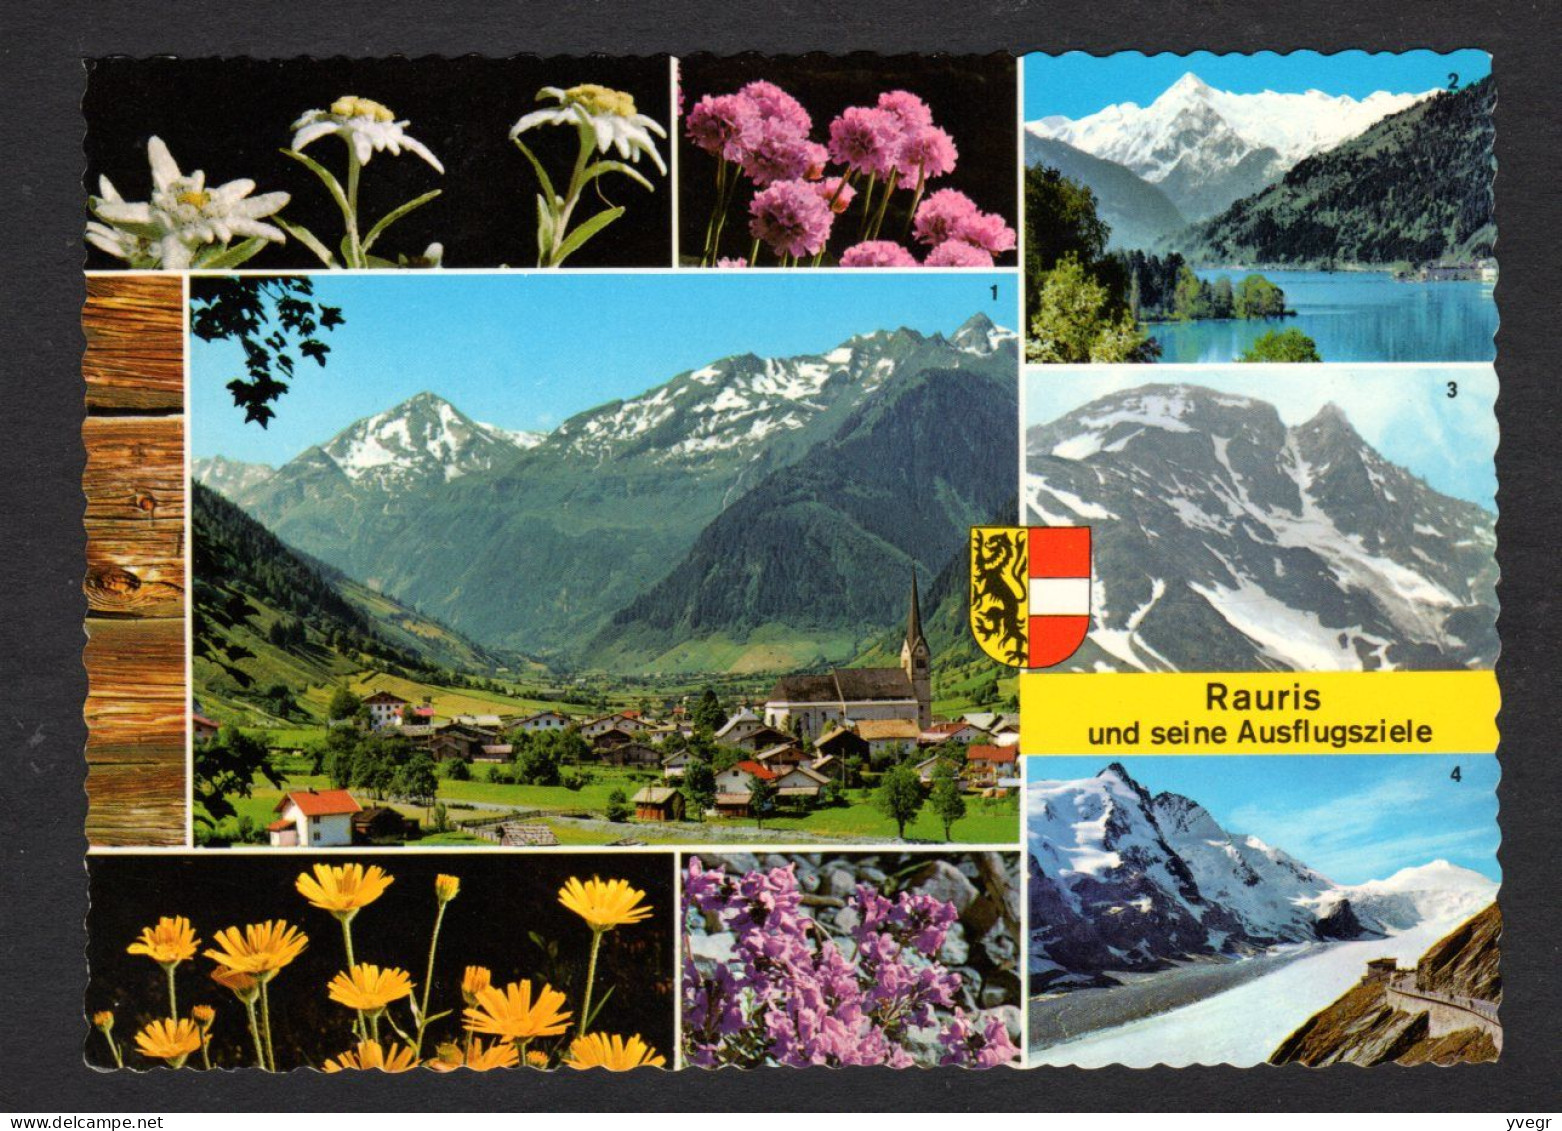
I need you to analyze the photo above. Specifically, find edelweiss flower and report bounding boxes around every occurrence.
[292,96,444,172]
[512,85,667,175]
[89,138,289,269]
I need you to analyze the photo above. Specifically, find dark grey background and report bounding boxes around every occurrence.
[2,0,1558,1112]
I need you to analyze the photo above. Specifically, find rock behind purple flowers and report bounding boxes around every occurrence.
[690,851,1022,1056]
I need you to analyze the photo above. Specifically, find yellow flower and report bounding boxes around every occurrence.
[428,1038,520,1072]
[210,965,260,1003]
[203,920,309,979]
[558,876,653,932]
[566,1032,666,1070]
[322,1039,419,1073]
[127,916,200,966]
[463,979,571,1041]
[525,1049,550,1069]
[92,1011,114,1032]
[295,862,394,917]
[327,963,414,1013]
[191,1004,215,1028]
[461,965,491,1005]
[133,1018,203,1064]
[433,873,461,904]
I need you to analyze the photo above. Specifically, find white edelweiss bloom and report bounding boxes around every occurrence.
[90,137,290,269]
[85,176,159,262]
[292,95,445,173]
[510,84,667,175]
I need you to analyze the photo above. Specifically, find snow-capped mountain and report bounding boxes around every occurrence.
[315,391,532,492]
[1026,73,1435,219]
[1027,763,1498,990]
[221,314,1016,658]
[1025,384,1498,672]
[192,454,274,502]
[547,312,1011,470]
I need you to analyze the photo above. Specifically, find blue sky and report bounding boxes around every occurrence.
[1027,754,1500,884]
[1025,365,1498,511]
[1024,50,1493,121]
[192,272,1018,464]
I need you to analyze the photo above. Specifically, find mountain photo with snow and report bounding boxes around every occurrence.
[188,271,1025,848]
[1022,50,1496,364]
[1023,364,1498,673]
[1026,754,1500,1067]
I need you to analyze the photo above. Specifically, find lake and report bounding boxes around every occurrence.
[1148,269,1496,363]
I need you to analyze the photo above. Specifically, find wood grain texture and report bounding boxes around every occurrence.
[83,275,187,846]
[83,275,184,412]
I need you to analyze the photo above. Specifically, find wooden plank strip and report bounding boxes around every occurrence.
[83,415,185,618]
[86,762,186,847]
[83,275,184,413]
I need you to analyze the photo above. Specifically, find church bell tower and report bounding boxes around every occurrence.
[901,570,932,729]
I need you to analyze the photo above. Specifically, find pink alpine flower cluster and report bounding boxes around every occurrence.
[681,859,1018,1069]
[684,80,1012,268]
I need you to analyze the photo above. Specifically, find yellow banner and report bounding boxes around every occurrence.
[1020,670,1499,755]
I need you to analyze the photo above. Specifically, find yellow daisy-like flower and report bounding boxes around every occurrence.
[428,1038,520,1072]
[525,1049,550,1069]
[127,916,200,966]
[327,963,414,1013]
[295,862,394,918]
[203,920,309,979]
[322,1039,419,1073]
[433,873,461,904]
[566,1032,666,1071]
[191,1004,215,1027]
[461,965,491,1005]
[133,1018,203,1064]
[463,979,571,1041]
[557,876,653,932]
[210,965,260,1003]
[92,1010,114,1032]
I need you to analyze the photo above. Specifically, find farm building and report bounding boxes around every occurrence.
[600,741,661,768]
[632,786,686,822]
[714,708,766,744]
[269,788,360,847]
[661,748,697,779]
[515,710,572,732]
[919,720,989,746]
[193,714,220,743]
[363,691,410,729]
[352,806,415,843]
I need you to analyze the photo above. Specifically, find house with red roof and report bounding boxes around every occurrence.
[268,788,361,848]
[192,714,220,744]
[362,690,410,730]
[964,744,1018,786]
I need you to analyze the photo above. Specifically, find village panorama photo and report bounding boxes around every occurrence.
[190,271,1025,849]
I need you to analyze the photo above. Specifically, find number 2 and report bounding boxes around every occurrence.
[1447,72,1460,91]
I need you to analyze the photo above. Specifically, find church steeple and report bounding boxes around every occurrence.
[901,569,932,728]
[905,569,928,655]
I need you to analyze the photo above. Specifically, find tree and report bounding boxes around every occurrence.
[188,276,344,427]
[1024,163,1111,322]
[605,789,631,823]
[691,687,728,733]
[875,765,925,840]
[929,763,967,842]
[327,685,362,724]
[748,776,778,829]
[1027,255,1155,363]
[683,760,717,818]
[395,753,440,817]
[444,758,471,782]
[1240,328,1322,363]
[194,725,282,827]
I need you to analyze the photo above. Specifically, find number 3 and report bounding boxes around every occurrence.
[1447,381,1459,398]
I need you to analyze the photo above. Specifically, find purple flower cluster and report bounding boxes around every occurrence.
[684,78,1009,268]
[682,858,1018,1069]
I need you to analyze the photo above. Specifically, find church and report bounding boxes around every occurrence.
[763,574,933,739]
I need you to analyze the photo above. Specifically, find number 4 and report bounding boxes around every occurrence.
[1450,765,1462,782]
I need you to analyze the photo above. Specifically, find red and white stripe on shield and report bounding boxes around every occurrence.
[1027,526,1092,668]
